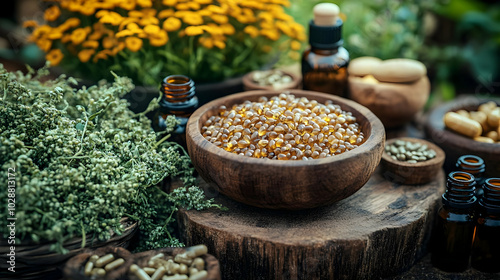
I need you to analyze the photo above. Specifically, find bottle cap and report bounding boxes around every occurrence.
[309,3,343,49]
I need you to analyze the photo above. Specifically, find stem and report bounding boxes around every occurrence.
[69,113,89,165]
[153,134,171,149]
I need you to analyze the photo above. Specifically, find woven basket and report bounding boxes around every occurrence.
[0,218,138,279]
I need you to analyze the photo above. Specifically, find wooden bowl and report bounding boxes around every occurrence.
[381,137,445,185]
[242,69,301,91]
[348,75,430,128]
[63,246,133,280]
[424,98,500,177]
[186,89,385,209]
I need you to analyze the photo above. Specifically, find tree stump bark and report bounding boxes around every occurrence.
[178,168,445,280]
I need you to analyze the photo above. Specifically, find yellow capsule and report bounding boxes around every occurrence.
[258,126,267,136]
[258,140,269,147]
[104,258,125,271]
[237,140,249,148]
[129,265,150,280]
[95,254,115,268]
[143,267,156,276]
[275,138,284,147]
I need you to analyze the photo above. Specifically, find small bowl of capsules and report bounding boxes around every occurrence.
[424,99,500,177]
[381,137,445,185]
[186,90,385,210]
[242,69,301,91]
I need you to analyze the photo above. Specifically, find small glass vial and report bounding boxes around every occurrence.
[301,3,349,97]
[431,171,477,272]
[153,75,198,145]
[471,178,500,273]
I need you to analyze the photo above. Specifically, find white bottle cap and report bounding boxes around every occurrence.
[313,3,340,26]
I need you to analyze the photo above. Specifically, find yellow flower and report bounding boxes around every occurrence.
[23,20,38,28]
[88,30,104,41]
[290,40,301,51]
[70,28,89,45]
[119,0,136,10]
[188,2,201,10]
[220,24,235,35]
[80,4,96,16]
[162,0,177,6]
[44,5,61,22]
[185,26,204,36]
[214,39,225,49]
[112,42,126,55]
[261,29,280,41]
[144,24,161,35]
[92,50,113,63]
[125,36,143,52]
[46,49,63,66]
[211,14,228,24]
[103,36,118,49]
[182,12,203,26]
[82,40,99,49]
[32,25,52,39]
[118,18,139,31]
[99,11,124,26]
[162,17,181,32]
[199,37,213,48]
[206,5,225,14]
[244,26,259,38]
[61,34,72,43]
[78,49,95,63]
[149,30,169,46]
[201,24,223,36]
[176,3,190,10]
[59,18,81,31]
[194,0,212,4]
[276,21,293,37]
[36,38,52,52]
[137,0,153,8]
[46,30,63,40]
[158,9,175,19]
[116,29,135,38]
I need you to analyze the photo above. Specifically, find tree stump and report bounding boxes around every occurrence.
[178,168,445,280]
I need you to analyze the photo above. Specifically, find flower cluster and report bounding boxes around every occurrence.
[25,0,305,85]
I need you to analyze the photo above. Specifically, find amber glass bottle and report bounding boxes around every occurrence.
[471,178,500,273]
[431,171,477,272]
[456,155,486,189]
[301,3,349,97]
[153,75,198,145]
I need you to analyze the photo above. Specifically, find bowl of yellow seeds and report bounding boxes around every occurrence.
[186,90,385,209]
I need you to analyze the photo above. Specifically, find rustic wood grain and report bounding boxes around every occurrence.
[178,168,445,280]
[186,89,385,209]
[381,137,445,185]
[424,98,500,177]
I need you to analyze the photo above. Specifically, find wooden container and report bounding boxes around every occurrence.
[63,246,221,280]
[381,137,445,185]
[424,98,500,177]
[242,69,301,91]
[0,218,137,280]
[186,89,385,210]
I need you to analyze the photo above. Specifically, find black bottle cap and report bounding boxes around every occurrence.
[309,19,343,49]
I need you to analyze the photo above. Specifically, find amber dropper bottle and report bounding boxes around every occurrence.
[302,3,349,97]
[471,178,500,273]
[455,155,486,196]
[153,75,198,146]
[431,171,477,272]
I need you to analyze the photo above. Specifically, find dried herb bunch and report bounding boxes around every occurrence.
[0,64,218,253]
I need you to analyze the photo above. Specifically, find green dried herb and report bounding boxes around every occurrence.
[0,64,220,253]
